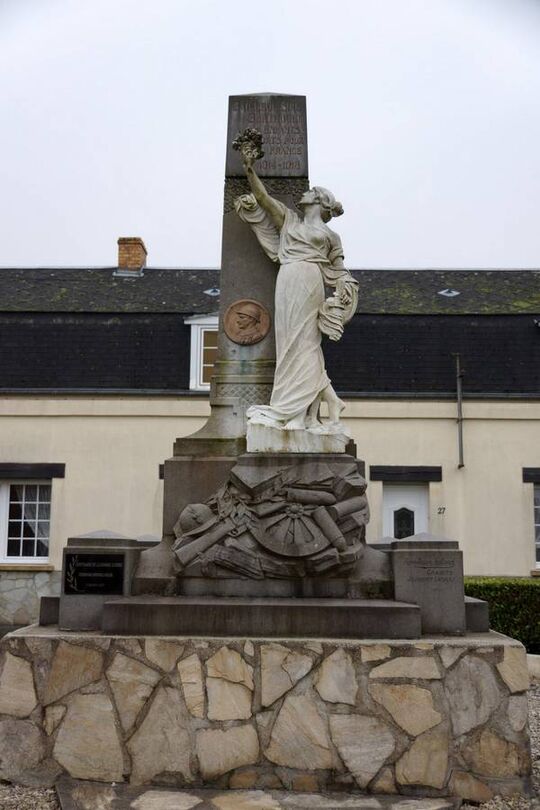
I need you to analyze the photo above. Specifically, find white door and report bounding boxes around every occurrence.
[382,483,429,539]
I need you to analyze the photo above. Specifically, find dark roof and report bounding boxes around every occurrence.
[0,267,538,315]
[0,268,219,315]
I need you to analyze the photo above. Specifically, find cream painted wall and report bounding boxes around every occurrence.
[0,395,538,575]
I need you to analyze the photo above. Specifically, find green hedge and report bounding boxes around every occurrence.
[464,577,540,653]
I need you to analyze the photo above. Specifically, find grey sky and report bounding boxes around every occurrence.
[1,0,539,269]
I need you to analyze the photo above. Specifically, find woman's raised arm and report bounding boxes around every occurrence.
[243,154,285,230]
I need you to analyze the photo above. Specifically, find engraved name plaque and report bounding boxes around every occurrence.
[64,552,125,595]
[226,94,308,177]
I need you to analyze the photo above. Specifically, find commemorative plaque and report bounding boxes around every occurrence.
[64,552,124,595]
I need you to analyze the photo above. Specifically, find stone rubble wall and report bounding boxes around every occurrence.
[0,628,532,802]
[0,572,61,626]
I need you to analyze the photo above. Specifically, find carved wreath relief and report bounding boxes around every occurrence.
[224,299,271,346]
[173,460,369,580]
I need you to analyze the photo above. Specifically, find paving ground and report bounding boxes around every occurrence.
[0,682,538,810]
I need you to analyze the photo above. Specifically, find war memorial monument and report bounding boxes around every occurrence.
[0,95,532,804]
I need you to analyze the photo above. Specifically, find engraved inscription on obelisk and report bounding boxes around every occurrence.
[226,95,308,177]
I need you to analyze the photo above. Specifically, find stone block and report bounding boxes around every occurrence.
[102,596,421,639]
[0,718,46,783]
[0,652,37,717]
[461,728,529,778]
[369,683,442,736]
[53,693,123,781]
[464,596,490,632]
[106,652,160,733]
[42,641,103,705]
[127,687,192,784]
[497,645,530,693]
[144,638,184,671]
[178,654,205,718]
[207,679,252,721]
[314,648,358,705]
[261,644,313,707]
[39,596,59,626]
[395,728,449,789]
[391,536,466,634]
[196,725,259,779]
[369,655,441,680]
[265,694,337,770]
[444,654,501,735]
[329,714,395,788]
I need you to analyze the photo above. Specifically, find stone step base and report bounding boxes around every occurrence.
[56,779,462,809]
[101,596,422,638]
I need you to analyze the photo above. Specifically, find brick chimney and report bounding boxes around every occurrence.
[117,237,147,270]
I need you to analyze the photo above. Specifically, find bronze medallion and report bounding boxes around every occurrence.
[224,299,271,346]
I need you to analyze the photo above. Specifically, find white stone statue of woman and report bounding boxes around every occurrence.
[234,136,358,438]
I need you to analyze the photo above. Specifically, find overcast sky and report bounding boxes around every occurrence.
[1,0,539,269]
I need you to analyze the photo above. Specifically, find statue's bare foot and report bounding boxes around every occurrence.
[305,414,322,430]
[284,415,306,430]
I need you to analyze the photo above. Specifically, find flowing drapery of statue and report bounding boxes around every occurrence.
[232,128,358,452]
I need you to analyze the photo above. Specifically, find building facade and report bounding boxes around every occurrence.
[1,257,539,625]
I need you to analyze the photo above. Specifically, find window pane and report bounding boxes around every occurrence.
[25,485,38,502]
[36,539,49,557]
[202,364,214,384]
[37,521,49,538]
[8,502,22,520]
[9,485,24,502]
[38,502,51,520]
[7,538,20,556]
[22,520,36,538]
[203,329,218,347]
[8,521,21,538]
[38,484,51,501]
[23,502,38,521]
[22,538,35,556]
[203,347,217,365]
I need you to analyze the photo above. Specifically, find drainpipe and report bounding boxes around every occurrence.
[453,353,465,469]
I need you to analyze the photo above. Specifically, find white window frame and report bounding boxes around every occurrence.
[185,314,219,391]
[0,480,51,564]
[534,484,540,569]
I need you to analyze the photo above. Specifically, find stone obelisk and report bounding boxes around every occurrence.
[161,94,309,549]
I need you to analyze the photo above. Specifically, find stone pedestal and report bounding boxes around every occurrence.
[392,535,466,635]
[1,626,531,801]
[247,422,350,453]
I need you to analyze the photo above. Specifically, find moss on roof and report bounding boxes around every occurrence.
[0,267,538,315]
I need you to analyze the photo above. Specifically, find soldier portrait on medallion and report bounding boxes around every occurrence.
[224,299,271,346]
